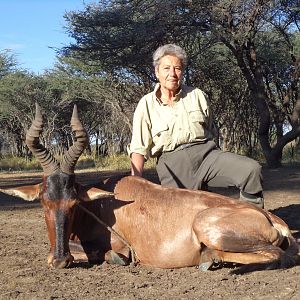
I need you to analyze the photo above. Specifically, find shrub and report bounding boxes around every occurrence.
[94,154,156,171]
[0,153,157,172]
[282,142,300,164]
[76,155,96,169]
[0,156,42,172]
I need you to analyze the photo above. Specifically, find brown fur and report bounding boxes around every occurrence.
[95,176,299,270]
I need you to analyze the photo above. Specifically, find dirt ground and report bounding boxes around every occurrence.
[0,165,300,300]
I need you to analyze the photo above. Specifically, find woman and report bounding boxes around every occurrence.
[128,44,264,208]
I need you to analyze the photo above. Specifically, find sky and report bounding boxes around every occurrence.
[0,0,95,74]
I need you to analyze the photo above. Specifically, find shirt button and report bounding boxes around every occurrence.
[179,128,182,130]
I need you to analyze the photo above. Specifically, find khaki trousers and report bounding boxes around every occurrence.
[156,140,263,195]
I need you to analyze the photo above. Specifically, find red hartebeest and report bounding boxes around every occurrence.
[1,104,299,272]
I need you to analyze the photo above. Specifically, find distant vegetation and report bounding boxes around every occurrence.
[1,0,300,170]
[0,153,157,172]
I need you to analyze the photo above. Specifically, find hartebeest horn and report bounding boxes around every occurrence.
[60,105,88,174]
[26,103,59,176]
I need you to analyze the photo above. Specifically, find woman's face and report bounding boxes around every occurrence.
[155,55,183,93]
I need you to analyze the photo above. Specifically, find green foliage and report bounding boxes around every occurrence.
[0,49,18,78]
[62,0,210,85]
[292,32,300,58]
[76,155,96,169]
[0,154,156,172]
[93,154,156,171]
[1,0,300,168]
[282,142,300,164]
[0,156,42,172]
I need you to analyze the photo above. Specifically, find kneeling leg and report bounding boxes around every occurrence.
[69,239,107,264]
[105,241,131,266]
[105,249,130,266]
[199,245,284,272]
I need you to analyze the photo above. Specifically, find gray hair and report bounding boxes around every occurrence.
[153,44,187,70]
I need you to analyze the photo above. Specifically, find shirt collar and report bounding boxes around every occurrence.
[154,83,183,105]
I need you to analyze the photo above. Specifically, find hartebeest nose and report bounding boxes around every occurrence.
[51,254,74,268]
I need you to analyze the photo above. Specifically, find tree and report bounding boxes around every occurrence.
[184,39,260,155]
[47,61,146,156]
[209,0,300,167]
[62,0,210,86]
[61,0,300,166]
[0,72,37,156]
[0,49,17,78]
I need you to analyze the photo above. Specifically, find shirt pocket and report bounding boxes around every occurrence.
[151,123,171,148]
[188,110,206,139]
[188,110,205,124]
[152,123,169,138]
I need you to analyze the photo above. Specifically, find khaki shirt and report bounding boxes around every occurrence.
[128,84,215,160]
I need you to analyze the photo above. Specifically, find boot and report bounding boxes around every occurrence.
[240,191,264,209]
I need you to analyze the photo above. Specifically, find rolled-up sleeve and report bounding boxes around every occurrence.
[127,98,152,160]
[195,89,216,137]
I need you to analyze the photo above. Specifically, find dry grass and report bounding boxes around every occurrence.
[0,154,157,173]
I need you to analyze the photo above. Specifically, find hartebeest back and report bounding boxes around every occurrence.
[1,104,299,273]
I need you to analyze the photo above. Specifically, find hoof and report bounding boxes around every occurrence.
[199,261,213,271]
[130,261,138,267]
[109,250,128,266]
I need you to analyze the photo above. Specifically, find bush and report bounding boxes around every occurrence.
[0,156,42,172]
[94,153,130,170]
[93,154,156,171]
[282,142,300,164]
[0,154,157,172]
[76,155,96,169]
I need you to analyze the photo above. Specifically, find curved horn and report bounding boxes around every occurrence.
[26,103,59,176]
[60,105,88,174]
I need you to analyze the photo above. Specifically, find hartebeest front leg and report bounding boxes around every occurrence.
[105,250,129,266]
[106,235,131,266]
[68,234,131,266]
[69,238,111,264]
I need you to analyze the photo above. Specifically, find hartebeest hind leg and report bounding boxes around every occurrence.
[193,206,292,271]
[199,246,284,271]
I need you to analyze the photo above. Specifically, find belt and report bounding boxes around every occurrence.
[157,142,203,161]
[174,142,203,151]
[158,142,204,159]
[157,140,214,161]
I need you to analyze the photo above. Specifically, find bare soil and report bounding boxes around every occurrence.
[0,166,300,300]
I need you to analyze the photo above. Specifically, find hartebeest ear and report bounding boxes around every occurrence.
[76,184,114,201]
[0,183,42,201]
